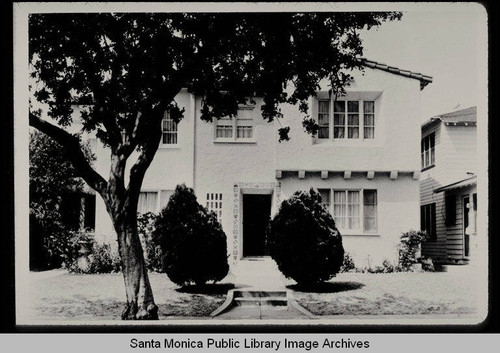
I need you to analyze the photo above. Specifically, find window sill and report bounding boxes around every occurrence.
[340,232,380,237]
[313,138,378,146]
[214,139,256,144]
[158,144,181,150]
[421,164,435,172]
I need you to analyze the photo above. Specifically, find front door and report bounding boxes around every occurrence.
[242,194,272,257]
[463,195,470,257]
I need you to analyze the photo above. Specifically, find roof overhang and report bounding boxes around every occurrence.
[358,58,433,90]
[434,175,477,193]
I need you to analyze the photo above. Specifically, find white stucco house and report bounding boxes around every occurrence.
[420,106,477,265]
[82,58,433,269]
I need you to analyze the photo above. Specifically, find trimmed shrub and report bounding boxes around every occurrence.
[267,188,344,285]
[153,184,229,286]
[397,230,428,271]
[138,212,164,273]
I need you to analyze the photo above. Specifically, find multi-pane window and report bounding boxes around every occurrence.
[318,101,330,139]
[322,189,377,233]
[363,101,375,139]
[216,117,234,138]
[363,190,377,233]
[138,190,174,214]
[319,99,375,140]
[161,111,178,145]
[420,203,436,241]
[215,108,254,141]
[206,193,223,223]
[421,132,435,169]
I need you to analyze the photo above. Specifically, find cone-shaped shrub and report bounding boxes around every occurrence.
[267,188,344,285]
[153,184,229,286]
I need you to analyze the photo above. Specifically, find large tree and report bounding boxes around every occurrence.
[29,12,401,319]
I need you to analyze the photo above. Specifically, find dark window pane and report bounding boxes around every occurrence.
[347,101,359,112]
[334,101,345,112]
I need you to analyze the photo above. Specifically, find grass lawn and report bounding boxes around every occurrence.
[25,266,482,321]
[27,270,229,321]
[290,270,481,316]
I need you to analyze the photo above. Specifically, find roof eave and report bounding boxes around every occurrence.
[357,58,433,90]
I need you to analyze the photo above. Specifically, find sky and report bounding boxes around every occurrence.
[359,5,487,121]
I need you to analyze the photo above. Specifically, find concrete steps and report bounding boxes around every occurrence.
[233,290,288,307]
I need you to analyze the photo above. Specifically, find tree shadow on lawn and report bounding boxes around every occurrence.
[175,283,236,295]
[288,281,365,293]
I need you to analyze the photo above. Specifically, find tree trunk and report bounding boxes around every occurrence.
[114,211,158,320]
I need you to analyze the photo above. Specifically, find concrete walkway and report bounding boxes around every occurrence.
[214,303,310,320]
[212,258,314,320]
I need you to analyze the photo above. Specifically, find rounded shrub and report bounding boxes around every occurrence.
[153,184,229,286]
[267,188,344,285]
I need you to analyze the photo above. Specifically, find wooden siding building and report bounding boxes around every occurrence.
[420,107,477,264]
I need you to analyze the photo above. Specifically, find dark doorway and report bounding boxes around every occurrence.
[463,195,470,257]
[243,194,272,257]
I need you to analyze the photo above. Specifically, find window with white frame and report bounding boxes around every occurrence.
[138,190,174,214]
[206,193,223,222]
[161,111,178,145]
[321,189,378,233]
[215,107,254,142]
[421,132,435,169]
[318,99,375,140]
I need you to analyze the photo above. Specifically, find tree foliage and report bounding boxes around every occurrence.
[29,130,94,269]
[29,12,401,143]
[267,189,344,285]
[28,11,400,318]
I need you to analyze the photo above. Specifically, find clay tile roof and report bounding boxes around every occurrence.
[357,58,433,90]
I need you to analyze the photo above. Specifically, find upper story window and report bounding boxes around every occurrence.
[318,99,375,140]
[421,132,435,169]
[161,111,178,145]
[215,106,254,142]
[319,188,378,234]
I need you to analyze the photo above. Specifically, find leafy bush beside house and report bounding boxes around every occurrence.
[29,130,95,270]
[397,230,428,271]
[153,184,229,287]
[267,189,344,286]
[57,229,121,274]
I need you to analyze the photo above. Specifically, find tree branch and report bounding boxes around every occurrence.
[125,120,162,209]
[29,112,108,197]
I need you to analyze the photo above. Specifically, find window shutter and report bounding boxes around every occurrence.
[445,194,456,226]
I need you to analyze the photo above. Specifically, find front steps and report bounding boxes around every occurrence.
[210,288,315,318]
[233,290,288,306]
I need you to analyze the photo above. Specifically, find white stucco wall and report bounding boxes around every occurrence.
[276,67,422,172]
[279,173,419,267]
[88,66,424,268]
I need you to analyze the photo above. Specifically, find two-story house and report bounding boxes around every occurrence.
[420,107,477,265]
[88,58,432,269]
